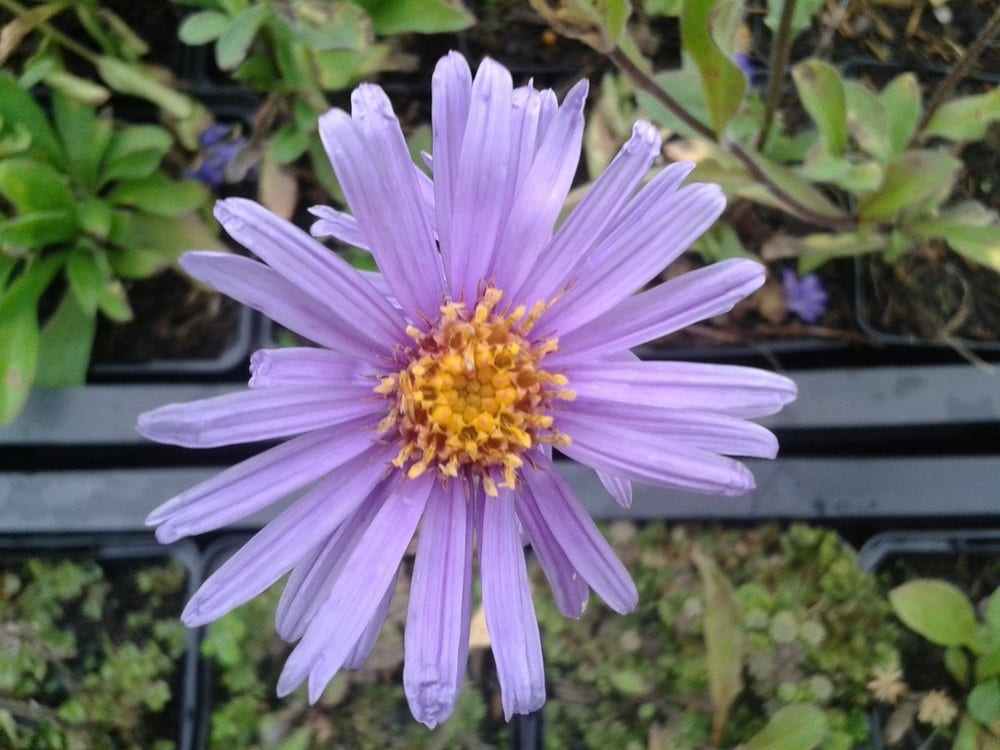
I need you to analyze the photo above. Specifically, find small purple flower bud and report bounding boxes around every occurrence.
[782,268,828,324]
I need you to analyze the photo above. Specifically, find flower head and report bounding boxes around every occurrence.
[138,52,796,727]
[918,690,958,727]
[782,268,828,324]
[187,124,248,187]
[867,666,907,704]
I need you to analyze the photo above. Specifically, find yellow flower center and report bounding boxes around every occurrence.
[375,288,573,496]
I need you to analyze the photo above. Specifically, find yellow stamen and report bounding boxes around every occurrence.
[376,287,571,492]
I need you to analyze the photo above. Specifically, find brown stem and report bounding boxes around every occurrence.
[609,47,854,232]
[910,2,1000,146]
[0,0,98,64]
[756,0,799,150]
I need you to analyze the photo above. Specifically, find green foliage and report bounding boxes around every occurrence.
[201,574,504,748]
[0,78,220,425]
[535,523,897,749]
[176,0,474,203]
[889,579,1000,746]
[0,556,187,748]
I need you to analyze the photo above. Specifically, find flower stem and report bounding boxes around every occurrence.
[910,1,1000,146]
[0,0,100,65]
[608,46,854,232]
[756,0,799,150]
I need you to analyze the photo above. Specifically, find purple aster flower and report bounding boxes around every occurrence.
[187,125,248,187]
[782,268,828,324]
[138,53,796,727]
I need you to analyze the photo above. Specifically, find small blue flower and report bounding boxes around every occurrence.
[188,125,248,187]
[782,268,828,324]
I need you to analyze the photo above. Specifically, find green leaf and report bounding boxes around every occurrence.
[178,10,230,44]
[692,549,743,744]
[909,219,1000,273]
[362,0,474,34]
[527,0,630,52]
[858,150,961,221]
[968,680,1000,726]
[0,211,77,249]
[608,670,651,696]
[879,73,921,155]
[740,148,850,223]
[66,246,104,315]
[953,714,979,750]
[95,56,194,119]
[96,278,133,323]
[108,212,223,278]
[107,174,208,216]
[0,303,39,425]
[216,5,271,71]
[797,229,889,274]
[636,68,711,138]
[288,2,372,50]
[843,80,890,160]
[41,69,111,106]
[978,644,1000,682]
[77,199,113,240]
[764,0,824,39]
[0,72,62,164]
[35,291,94,388]
[0,2,65,66]
[744,704,827,750]
[101,125,173,185]
[269,124,310,165]
[793,59,847,156]
[0,157,75,214]
[987,588,1000,635]
[681,0,747,137]
[53,92,112,189]
[0,121,32,158]
[0,252,67,320]
[944,646,970,684]
[925,87,1000,143]
[890,579,979,648]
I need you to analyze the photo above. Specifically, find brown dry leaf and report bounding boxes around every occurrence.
[469,604,490,649]
[761,231,805,261]
[259,151,298,220]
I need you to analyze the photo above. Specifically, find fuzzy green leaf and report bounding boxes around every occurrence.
[890,579,978,648]
[42,69,111,106]
[987,588,1000,635]
[793,59,848,156]
[879,73,921,154]
[66,246,104,315]
[107,174,207,217]
[288,2,372,50]
[35,291,94,388]
[692,549,743,744]
[108,212,223,278]
[0,72,62,164]
[925,87,1000,143]
[764,0,824,39]
[858,151,961,221]
[53,92,112,189]
[0,157,75,214]
[101,125,173,185]
[0,303,38,425]
[216,5,271,71]
[95,57,193,119]
[96,278,133,323]
[797,229,888,274]
[681,0,746,137]
[178,10,230,44]
[361,0,475,34]
[0,211,76,249]
[908,219,1000,273]
[844,80,890,160]
[968,680,1000,726]
[744,704,827,750]
[269,124,310,165]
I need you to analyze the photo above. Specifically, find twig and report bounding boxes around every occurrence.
[0,0,99,64]
[756,0,799,150]
[608,47,855,232]
[910,2,1000,146]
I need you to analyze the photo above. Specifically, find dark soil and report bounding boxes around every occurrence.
[92,270,242,364]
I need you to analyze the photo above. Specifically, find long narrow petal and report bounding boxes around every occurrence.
[543,183,726,336]
[480,488,545,719]
[447,58,514,301]
[556,411,756,496]
[249,348,371,389]
[344,565,399,669]
[136,386,382,448]
[181,450,388,626]
[513,482,589,618]
[277,473,434,701]
[179,252,380,360]
[507,84,543,204]
[549,259,765,364]
[517,123,664,305]
[597,470,633,508]
[521,454,637,614]
[568,399,779,458]
[147,418,373,542]
[308,205,368,249]
[431,52,472,292]
[214,198,409,347]
[404,479,473,728]
[319,108,440,321]
[565,360,798,418]
[275,480,393,642]
[495,80,588,294]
